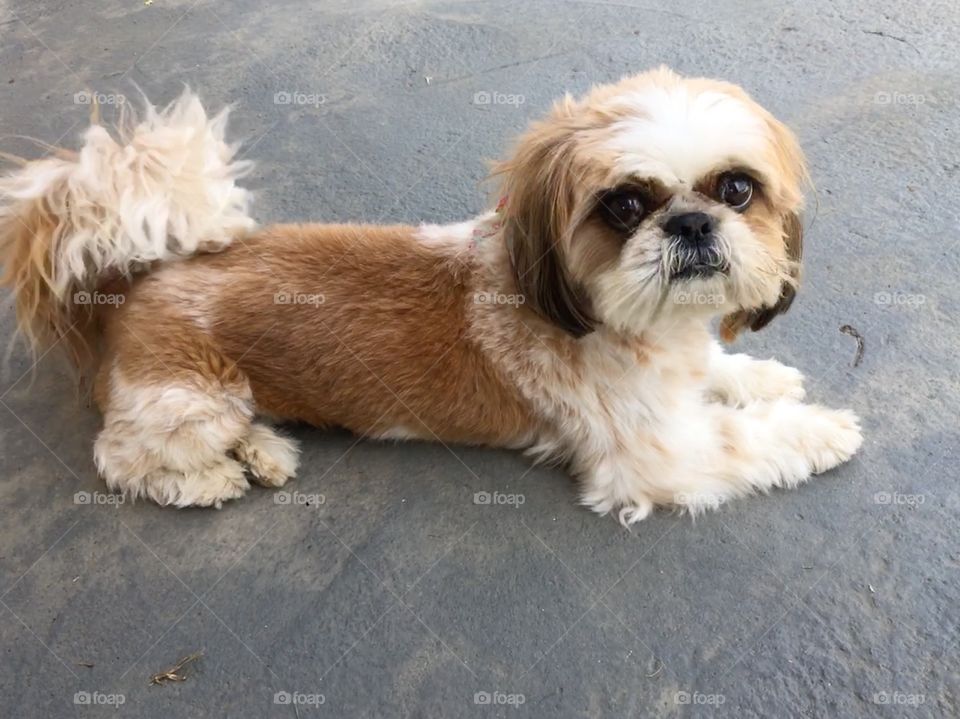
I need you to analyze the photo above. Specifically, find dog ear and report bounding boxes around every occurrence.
[494,117,595,338]
[720,212,803,341]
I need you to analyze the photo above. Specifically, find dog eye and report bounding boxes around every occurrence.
[598,189,646,232]
[717,173,754,211]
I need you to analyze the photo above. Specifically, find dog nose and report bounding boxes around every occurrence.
[662,212,716,244]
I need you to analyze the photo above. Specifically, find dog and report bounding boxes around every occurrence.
[0,67,862,523]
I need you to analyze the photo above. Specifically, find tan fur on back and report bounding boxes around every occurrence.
[99,223,538,445]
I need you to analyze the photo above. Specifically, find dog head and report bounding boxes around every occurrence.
[494,66,807,339]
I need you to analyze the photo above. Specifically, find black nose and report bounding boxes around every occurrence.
[662,212,716,244]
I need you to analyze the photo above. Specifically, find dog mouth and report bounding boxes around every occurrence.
[670,263,728,281]
[665,236,730,282]
[669,256,730,282]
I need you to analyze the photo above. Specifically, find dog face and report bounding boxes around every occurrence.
[496,67,807,338]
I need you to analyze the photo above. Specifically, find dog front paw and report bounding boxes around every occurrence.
[801,406,863,474]
[710,357,805,406]
[748,360,806,402]
[728,400,863,492]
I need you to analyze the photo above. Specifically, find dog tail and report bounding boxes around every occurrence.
[0,89,254,368]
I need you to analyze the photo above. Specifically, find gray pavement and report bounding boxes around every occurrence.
[1,0,958,716]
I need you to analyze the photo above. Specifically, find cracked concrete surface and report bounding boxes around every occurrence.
[1,0,958,716]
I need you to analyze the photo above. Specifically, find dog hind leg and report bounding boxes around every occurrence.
[233,423,300,488]
[93,346,260,508]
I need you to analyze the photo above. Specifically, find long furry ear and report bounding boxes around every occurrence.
[720,212,803,340]
[493,111,595,338]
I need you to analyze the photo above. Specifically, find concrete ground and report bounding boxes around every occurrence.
[1,0,958,716]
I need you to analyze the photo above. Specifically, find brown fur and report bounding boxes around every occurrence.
[95,224,538,445]
[0,195,97,370]
[492,94,627,338]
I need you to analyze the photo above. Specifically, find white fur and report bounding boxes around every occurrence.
[604,86,772,192]
[416,215,485,247]
[583,84,796,338]
[0,89,254,298]
[467,222,861,525]
[590,194,787,336]
[94,364,298,507]
[505,321,857,524]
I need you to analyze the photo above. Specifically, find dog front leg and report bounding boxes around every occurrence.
[576,398,862,525]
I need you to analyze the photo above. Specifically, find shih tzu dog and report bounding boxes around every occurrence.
[0,67,862,523]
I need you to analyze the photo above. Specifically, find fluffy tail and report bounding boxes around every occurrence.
[0,90,254,368]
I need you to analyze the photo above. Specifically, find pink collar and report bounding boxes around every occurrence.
[470,195,507,248]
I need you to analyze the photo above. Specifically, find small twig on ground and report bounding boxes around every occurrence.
[839,324,865,367]
[150,651,203,685]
